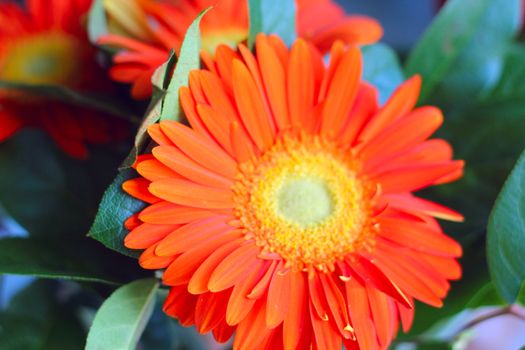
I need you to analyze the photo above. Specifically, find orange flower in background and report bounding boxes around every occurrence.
[0,0,123,158]
[100,0,382,99]
[123,34,464,350]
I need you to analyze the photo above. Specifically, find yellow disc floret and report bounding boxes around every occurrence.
[0,32,82,87]
[233,135,377,272]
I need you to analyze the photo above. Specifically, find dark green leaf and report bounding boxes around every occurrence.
[140,293,206,350]
[0,130,122,237]
[0,80,139,123]
[487,149,525,303]
[88,169,145,258]
[161,9,210,121]
[0,237,145,284]
[518,281,525,306]
[362,43,405,104]
[0,280,86,350]
[405,0,521,104]
[248,0,296,48]
[86,278,158,350]
[87,0,108,43]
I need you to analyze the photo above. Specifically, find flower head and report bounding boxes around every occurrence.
[100,0,382,99]
[123,35,464,350]
[0,0,123,158]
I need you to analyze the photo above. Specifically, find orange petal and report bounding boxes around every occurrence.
[138,201,213,225]
[310,299,343,350]
[152,145,232,188]
[125,222,177,249]
[358,75,422,143]
[188,238,244,294]
[163,285,198,326]
[122,178,159,203]
[149,178,233,209]
[383,193,463,222]
[159,121,237,178]
[232,59,274,150]
[266,265,291,328]
[320,47,362,138]
[155,215,232,256]
[194,291,230,333]
[283,271,307,350]
[138,243,175,270]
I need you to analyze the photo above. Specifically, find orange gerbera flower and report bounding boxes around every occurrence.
[0,0,123,158]
[123,35,464,350]
[100,0,382,99]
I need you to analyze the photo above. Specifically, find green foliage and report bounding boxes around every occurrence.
[0,130,121,237]
[86,279,159,350]
[88,169,145,258]
[405,0,521,105]
[161,9,210,121]
[362,43,405,104]
[466,283,506,308]
[487,149,525,303]
[0,237,144,284]
[133,50,177,158]
[0,81,137,123]
[248,0,296,48]
[0,281,86,350]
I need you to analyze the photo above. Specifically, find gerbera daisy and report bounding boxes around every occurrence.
[100,0,382,99]
[123,35,464,349]
[0,0,122,158]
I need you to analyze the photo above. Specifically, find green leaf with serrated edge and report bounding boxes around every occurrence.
[0,281,86,350]
[0,237,145,285]
[0,80,139,123]
[88,169,145,258]
[405,0,521,104]
[487,149,525,303]
[161,9,210,121]
[133,50,177,161]
[248,0,296,48]
[87,0,108,43]
[86,279,158,350]
[362,43,405,104]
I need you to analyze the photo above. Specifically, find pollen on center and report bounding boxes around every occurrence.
[233,135,377,272]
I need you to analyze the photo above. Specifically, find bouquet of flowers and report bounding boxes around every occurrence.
[0,0,524,349]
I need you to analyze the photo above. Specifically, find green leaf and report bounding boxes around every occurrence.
[517,281,525,306]
[0,80,139,123]
[87,0,108,43]
[362,43,405,104]
[88,169,145,258]
[133,50,177,159]
[0,280,86,350]
[0,237,144,284]
[405,0,521,104]
[0,130,122,237]
[487,149,525,303]
[248,0,296,48]
[86,278,159,350]
[161,9,210,121]
[466,283,506,308]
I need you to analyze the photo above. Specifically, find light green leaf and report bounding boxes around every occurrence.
[86,279,159,350]
[161,9,210,121]
[88,169,145,258]
[248,0,296,48]
[362,43,405,104]
[487,149,525,303]
[405,0,521,104]
[87,0,108,43]
[134,49,177,158]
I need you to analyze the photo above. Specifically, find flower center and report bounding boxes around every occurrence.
[233,135,376,272]
[0,32,82,87]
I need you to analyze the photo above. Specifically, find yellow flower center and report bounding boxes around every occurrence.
[201,28,248,55]
[233,135,377,272]
[0,32,82,87]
